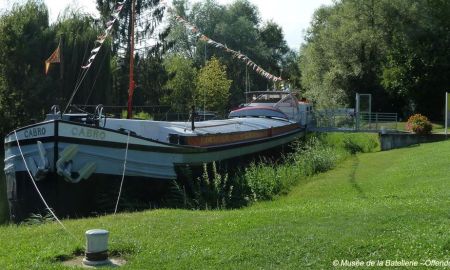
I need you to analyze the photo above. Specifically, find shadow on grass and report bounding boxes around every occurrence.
[348,156,367,199]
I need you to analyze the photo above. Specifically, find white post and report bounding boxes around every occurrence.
[83,229,110,266]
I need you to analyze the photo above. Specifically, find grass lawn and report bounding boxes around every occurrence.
[0,141,449,269]
[394,121,445,133]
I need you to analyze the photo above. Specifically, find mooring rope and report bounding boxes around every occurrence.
[114,130,131,214]
[13,131,81,244]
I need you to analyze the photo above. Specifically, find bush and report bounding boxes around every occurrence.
[121,110,153,120]
[292,136,343,176]
[245,163,281,201]
[173,162,233,209]
[406,114,432,135]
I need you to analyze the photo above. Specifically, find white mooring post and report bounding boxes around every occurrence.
[83,229,110,266]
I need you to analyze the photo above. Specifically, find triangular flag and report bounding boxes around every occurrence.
[45,45,61,75]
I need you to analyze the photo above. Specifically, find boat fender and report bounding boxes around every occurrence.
[26,157,47,181]
[58,161,73,181]
[61,162,96,184]
[56,144,96,183]
[25,141,50,181]
[37,141,49,168]
[56,145,78,181]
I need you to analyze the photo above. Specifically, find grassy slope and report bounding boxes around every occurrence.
[0,141,449,269]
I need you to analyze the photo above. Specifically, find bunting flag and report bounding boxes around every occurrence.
[45,45,61,75]
[160,0,283,82]
[81,1,126,69]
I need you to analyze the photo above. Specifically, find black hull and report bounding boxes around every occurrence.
[6,171,171,222]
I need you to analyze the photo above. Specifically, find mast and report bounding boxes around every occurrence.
[127,0,136,119]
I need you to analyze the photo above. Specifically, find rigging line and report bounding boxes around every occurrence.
[73,39,96,94]
[84,49,108,105]
[73,39,91,92]
[114,130,131,215]
[13,131,82,245]
[63,66,91,114]
[64,40,99,113]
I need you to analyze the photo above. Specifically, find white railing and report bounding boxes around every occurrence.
[309,109,398,131]
[357,112,398,131]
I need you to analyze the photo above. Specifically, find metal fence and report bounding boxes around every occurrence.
[357,112,398,131]
[309,109,398,132]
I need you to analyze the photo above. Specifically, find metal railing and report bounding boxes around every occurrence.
[357,112,398,131]
[309,109,398,132]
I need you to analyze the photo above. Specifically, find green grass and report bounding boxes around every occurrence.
[395,121,445,133]
[431,122,445,133]
[1,141,450,269]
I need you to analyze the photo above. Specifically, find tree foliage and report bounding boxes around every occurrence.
[0,1,111,136]
[54,10,112,107]
[96,0,167,108]
[0,1,53,135]
[167,0,292,108]
[300,0,450,119]
[162,55,197,113]
[195,57,231,114]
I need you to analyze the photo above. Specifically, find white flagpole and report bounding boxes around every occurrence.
[445,92,448,135]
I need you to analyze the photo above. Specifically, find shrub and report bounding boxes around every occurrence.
[406,114,432,135]
[245,162,281,201]
[173,162,233,209]
[121,110,153,120]
[293,136,342,176]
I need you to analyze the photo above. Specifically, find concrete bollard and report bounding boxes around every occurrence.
[83,229,110,266]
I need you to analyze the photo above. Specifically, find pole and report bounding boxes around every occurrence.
[355,93,360,130]
[127,0,136,119]
[59,35,64,80]
[203,42,206,121]
[445,92,448,135]
[59,35,64,105]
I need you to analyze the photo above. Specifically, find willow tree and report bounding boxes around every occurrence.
[53,10,112,107]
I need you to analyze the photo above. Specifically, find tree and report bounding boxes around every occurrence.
[380,0,450,119]
[53,9,112,107]
[195,57,232,114]
[0,0,53,136]
[300,0,450,119]
[300,0,388,110]
[96,0,167,108]
[167,0,291,108]
[161,54,197,112]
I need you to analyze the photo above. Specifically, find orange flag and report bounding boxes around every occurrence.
[45,45,61,75]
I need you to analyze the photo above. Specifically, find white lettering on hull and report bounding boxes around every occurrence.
[71,127,106,140]
[24,127,46,138]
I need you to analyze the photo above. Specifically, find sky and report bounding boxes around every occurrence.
[0,0,334,49]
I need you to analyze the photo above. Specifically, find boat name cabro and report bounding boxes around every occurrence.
[71,127,106,140]
[24,127,46,138]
